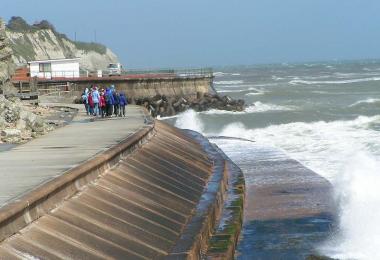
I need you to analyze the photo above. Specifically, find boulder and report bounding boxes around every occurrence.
[0,128,20,137]
[1,128,21,143]
[0,94,53,142]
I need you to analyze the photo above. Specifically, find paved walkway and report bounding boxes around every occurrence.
[0,105,147,207]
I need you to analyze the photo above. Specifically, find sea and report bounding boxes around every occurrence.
[164,60,380,260]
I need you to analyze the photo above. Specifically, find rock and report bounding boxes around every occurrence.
[16,119,26,130]
[0,116,6,129]
[0,18,16,95]
[133,91,245,118]
[0,94,53,143]
[1,128,21,143]
[1,128,20,137]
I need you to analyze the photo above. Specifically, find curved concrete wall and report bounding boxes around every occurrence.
[0,120,245,259]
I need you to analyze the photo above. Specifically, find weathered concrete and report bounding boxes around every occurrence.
[0,105,146,207]
[0,106,246,259]
[206,145,245,260]
[34,75,213,103]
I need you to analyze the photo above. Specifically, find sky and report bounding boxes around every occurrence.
[2,0,380,68]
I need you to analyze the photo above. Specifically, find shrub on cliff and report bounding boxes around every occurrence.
[6,16,36,32]
[73,41,107,55]
[33,20,55,31]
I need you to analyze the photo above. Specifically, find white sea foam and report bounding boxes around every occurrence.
[245,92,263,96]
[349,98,380,107]
[320,152,380,260]
[210,115,380,259]
[157,114,180,120]
[311,90,329,94]
[213,115,380,179]
[217,87,264,94]
[213,72,227,77]
[250,83,278,87]
[198,102,296,115]
[214,80,244,85]
[213,72,241,77]
[174,110,204,132]
[248,101,295,112]
[272,76,284,81]
[174,112,380,259]
[290,77,380,85]
[217,89,245,93]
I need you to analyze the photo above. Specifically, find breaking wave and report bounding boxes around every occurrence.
[213,72,241,77]
[173,102,380,260]
[290,77,380,85]
[214,80,244,85]
[245,92,263,96]
[349,98,380,107]
[198,102,296,115]
[174,110,204,133]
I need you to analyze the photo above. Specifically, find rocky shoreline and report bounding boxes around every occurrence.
[134,93,245,117]
[0,96,78,144]
[0,96,49,143]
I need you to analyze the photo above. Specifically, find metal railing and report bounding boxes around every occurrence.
[30,68,214,79]
[31,71,80,79]
[122,67,213,78]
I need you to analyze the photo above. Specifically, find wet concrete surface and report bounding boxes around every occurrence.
[237,213,334,259]
[210,139,336,259]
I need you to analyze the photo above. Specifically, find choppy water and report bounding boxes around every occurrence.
[166,60,380,260]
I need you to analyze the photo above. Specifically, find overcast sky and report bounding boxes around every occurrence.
[2,0,380,68]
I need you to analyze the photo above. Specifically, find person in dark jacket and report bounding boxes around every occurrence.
[105,88,114,116]
[119,92,128,117]
[113,91,120,116]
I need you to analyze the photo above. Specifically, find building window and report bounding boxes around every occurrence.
[39,63,51,72]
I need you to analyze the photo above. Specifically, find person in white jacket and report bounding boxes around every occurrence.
[91,86,100,116]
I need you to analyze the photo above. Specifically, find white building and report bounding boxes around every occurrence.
[28,58,80,79]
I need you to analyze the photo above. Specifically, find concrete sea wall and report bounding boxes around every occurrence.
[0,119,244,259]
[37,76,214,103]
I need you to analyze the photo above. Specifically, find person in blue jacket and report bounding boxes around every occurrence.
[105,87,114,116]
[119,92,128,117]
[113,91,120,116]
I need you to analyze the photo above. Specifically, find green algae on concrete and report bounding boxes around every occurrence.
[206,150,246,259]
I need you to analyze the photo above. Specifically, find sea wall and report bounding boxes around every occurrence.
[69,76,213,100]
[0,118,244,259]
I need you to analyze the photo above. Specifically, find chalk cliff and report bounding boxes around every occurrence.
[5,17,119,71]
[0,18,16,94]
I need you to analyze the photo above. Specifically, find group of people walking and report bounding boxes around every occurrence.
[81,85,128,117]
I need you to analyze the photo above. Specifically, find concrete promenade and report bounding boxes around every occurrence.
[0,105,146,207]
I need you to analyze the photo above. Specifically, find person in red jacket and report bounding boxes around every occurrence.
[99,89,107,118]
[88,89,94,115]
